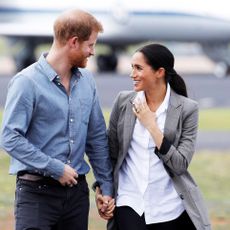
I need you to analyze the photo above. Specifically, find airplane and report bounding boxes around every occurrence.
[0,0,230,77]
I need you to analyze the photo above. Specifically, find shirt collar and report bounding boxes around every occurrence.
[37,53,82,82]
[37,53,58,81]
[156,83,170,117]
[71,67,82,80]
[134,83,171,117]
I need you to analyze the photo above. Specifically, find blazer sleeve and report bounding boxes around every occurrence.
[156,99,199,175]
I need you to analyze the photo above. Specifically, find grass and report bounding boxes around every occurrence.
[0,151,108,230]
[0,112,2,124]
[0,109,230,229]
[189,151,230,230]
[0,37,7,54]
[0,150,229,230]
[199,109,230,131]
[103,108,230,131]
[3,108,230,131]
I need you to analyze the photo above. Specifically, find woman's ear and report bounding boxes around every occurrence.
[157,67,165,79]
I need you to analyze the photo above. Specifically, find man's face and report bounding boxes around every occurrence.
[71,31,98,68]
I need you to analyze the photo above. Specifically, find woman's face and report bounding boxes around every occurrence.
[130,52,159,92]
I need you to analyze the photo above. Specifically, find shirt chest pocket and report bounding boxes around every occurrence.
[80,98,92,125]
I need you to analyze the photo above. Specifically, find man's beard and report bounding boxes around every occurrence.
[72,57,88,68]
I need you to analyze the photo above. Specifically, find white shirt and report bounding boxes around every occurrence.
[116,85,184,224]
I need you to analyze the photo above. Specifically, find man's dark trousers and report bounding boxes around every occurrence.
[15,177,89,230]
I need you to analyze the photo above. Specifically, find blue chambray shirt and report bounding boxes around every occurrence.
[1,54,113,195]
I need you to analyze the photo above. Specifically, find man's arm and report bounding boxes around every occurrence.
[85,85,113,196]
[1,75,65,179]
[95,187,115,220]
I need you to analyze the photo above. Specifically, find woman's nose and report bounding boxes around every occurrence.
[130,69,134,78]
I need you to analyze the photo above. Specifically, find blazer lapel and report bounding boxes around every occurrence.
[118,96,136,169]
[164,91,183,143]
[123,100,136,151]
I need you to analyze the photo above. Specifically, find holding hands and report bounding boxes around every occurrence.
[95,187,115,220]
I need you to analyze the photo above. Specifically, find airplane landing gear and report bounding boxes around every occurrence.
[214,62,230,78]
[202,43,230,78]
[13,39,36,72]
[96,53,118,72]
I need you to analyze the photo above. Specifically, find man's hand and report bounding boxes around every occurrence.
[58,164,78,187]
[95,187,115,220]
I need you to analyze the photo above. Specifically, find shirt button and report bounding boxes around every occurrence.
[70,140,74,144]
[67,160,71,164]
[70,118,74,122]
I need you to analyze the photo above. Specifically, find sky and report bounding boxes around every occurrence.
[2,0,230,20]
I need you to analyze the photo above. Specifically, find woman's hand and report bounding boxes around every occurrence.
[132,98,163,149]
[95,187,115,220]
[132,98,157,130]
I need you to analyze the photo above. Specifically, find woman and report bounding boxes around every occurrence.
[97,43,211,230]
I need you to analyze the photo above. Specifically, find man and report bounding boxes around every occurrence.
[1,9,113,230]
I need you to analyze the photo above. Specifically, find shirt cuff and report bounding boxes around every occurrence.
[92,181,100,192]
[47,158,65,180]
[93,181,113,196]
[155,136,171,155]
[101,182,114,196]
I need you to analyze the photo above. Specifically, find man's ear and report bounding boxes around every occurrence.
[68,36,79,49]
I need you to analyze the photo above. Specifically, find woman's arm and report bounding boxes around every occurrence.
[133,99,198,175]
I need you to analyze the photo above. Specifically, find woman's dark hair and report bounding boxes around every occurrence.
[137,43,188,97]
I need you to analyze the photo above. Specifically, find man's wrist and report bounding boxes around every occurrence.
[92,181,100,192]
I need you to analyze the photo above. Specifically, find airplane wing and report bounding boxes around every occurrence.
[1,0,230,76]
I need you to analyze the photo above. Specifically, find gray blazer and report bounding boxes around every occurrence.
[107,90,211,230]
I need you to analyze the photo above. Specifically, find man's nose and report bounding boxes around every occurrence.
[90,47,95,56]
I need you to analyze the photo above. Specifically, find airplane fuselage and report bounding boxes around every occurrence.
[0,0,230,75]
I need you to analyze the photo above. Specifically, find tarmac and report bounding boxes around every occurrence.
[0,53,229,151]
